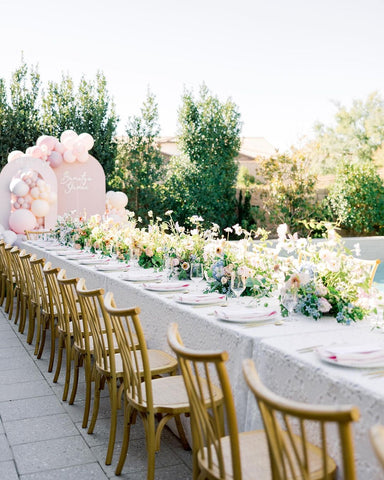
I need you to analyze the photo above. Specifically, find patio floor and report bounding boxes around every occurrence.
[0,307,193,479]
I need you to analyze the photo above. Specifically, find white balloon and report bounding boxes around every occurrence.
[10,178,29,197]
[78,132,94,151]
[110,191,128,209]
[0,224,5,235]
[30,187,40,199]
[3,230,17,245]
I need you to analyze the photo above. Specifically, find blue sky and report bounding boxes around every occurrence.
[1,0,383,150]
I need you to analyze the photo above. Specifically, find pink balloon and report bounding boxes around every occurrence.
[18,197,24,205]
[13,202,20,209]
[77,151,89,163]
[60,130,77,143]
[54,141,66,154]
[29,146,43,159]
[37,217,44,226]
[25,147,34,155]
[36,135,56,152]
[7,151,23,163]
[9,209,37,234]
[30,187,40,199]
[63,136,77,150]
[47,151,63,168]
[72,140,87,156]
[63,150,76,163]
[78,132,94,151]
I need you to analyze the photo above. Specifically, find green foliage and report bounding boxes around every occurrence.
[109,91,164,220]
[306,92,384,174]
[327,162,384,234]
[162,85,241,228]
[42,71,118,181]
[256,151,326,234]
[0,60,43,168]
[237,165,255,188]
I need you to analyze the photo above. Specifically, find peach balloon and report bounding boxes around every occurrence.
[39,191,48,200]
[31,199,50,217]
[48,191,57,204]
[9,209,37,234]
[72,140,87,156]
[63,137,77,150]
[30,187,40,199]
[26,147,34,155]
[78,132,94,150]
[7,151,24,163]
[18,197,24,205]
[24,194,33,204]
[23,202,30,209]
[63,150,76,163]
[37,217,44,226]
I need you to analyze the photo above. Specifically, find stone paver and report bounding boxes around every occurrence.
[0,301,193,479]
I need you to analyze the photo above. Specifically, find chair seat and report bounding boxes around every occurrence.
[96,350,178,379]
[130,375,222,414]
[199,430,337,480]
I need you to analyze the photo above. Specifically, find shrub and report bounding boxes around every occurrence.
[327,162,384,234]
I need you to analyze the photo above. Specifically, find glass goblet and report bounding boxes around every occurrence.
[231,272,246,304]
[281,292,298,319]
[190,263,204,291]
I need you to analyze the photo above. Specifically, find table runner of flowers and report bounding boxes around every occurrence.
[51,211,379,324]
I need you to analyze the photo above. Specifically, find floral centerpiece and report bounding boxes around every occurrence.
[277,224,374,324]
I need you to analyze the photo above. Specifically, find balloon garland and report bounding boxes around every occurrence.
[7,130,94,168]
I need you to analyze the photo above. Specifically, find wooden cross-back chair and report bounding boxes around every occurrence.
[25,229,51,241]
[370,425,384,472]
[57,269,93,428]
[3,244,16,319]
[168,322,268,480]
[30,255,57,372]
[9,246,24,326]
[0,240,7,306]
[104,292,193,478]
[76,280,180,468]
[242,359,360,480]
[43,262,75,401]
[19,251,38,344]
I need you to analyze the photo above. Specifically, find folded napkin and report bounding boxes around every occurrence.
[175,293,226,305]
[96,264,129,271]
[67,254,96,260]
[318,344,384,366]
[143,282,190,291]
[214,309,277,323]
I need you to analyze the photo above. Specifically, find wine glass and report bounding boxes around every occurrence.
[281,291,298,319]
[231,272,246,304]
[190,263,204,291]
[129,247,140,270]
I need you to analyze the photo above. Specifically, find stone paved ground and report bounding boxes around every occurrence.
[0,307,192,479]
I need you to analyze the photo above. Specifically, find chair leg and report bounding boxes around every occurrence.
[81,354,93,429]
[53,335,64,383]
[26,302,36,344]
[115,402,133,476]
[48,317,56,373]
[174,414,190,450]
[88,372,102,434]
[69,351,81,405]
[105,377,118,465]
[62,337,72,401]
[145,414,157,480]
[4,280,11,314]
[34,309,43,356]
[18,295,27,334]
[0,276,5,306]
[14,289,21,325]
[7,285,14,320]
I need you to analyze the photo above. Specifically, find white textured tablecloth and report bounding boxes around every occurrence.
[23,242,384,478]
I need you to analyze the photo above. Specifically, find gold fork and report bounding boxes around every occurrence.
[296,345,323,353]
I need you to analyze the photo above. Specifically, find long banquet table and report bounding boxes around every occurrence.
[23,241,384,479]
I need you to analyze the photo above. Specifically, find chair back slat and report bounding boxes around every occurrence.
[57,270,87,351]
[104,292,150,409]
[30,256,50,313]
[76,278,115,374]
[19,251,35,301]
[167,322,239,479]
[243,358,359,480]
[10,247,24,291]
[43,263,65,331]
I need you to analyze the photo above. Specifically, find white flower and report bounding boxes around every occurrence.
[277,223,288,239]
[190,229,199,236]
[190,215,204,224]
[353,243,361,257]
[232,223,242,235]
[224,227,233,233]
[148,210,153,217]
[165,210,173,216]
[318,297,332,313]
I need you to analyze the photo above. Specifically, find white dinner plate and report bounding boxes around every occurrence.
[175,293,226,305]
[120,273,163,282]
[214,309,278,323]
[317,344,384,368]
[143,282,190,292]
[95,264,130,272]
[67,254,96,261]
[78,259,110,265]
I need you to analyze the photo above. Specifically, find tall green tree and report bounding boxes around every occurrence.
[0,60,42,168]
[110,90,164,218]
[162,85,241,228]
[42,71,119,180]
[306,92,384,173]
